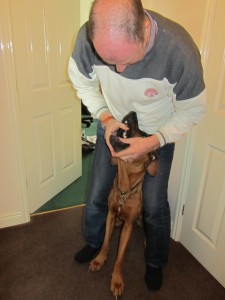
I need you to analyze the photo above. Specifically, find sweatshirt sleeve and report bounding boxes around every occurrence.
[155,39,206,146]
[155,89,206,146]
[68,57,110,118]
[68,24,110,119]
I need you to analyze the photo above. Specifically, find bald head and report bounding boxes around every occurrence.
[87,0,150,73]
[88,0,146,44]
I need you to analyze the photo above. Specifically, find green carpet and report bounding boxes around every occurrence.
[34,120,97,214]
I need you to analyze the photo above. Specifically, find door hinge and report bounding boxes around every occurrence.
[182,205,185,215]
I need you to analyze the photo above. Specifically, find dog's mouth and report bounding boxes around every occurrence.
[116,111,139,139]
[110,136,129,152]
[110,111,144,153]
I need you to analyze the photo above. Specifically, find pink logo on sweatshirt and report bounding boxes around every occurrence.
[144,88,158,98]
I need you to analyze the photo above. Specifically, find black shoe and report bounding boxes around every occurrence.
[74,245,100,263]
[145,265,163,291]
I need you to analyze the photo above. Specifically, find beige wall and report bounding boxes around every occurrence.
[80,0,208,48]
[142,0,208,47]
[80,0,93,25]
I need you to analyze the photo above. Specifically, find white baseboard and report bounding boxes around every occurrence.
[0,212,30,229]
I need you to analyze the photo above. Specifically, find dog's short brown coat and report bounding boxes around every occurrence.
[89,112,158,297]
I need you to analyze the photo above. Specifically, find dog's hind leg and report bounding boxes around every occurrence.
[89,210,116,272]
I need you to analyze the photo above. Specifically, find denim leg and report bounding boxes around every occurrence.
[83,121,117,248]
[143,143,175,268]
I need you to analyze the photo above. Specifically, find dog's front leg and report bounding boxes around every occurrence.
[89,210,115,272]
[110,221,133,297]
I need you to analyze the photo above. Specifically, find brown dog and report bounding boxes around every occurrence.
[89,111,159,297]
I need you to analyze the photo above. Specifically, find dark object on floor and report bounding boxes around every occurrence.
[82,137,95,152]
[74,245,100,263]
[0,207,224,300]
[81,103,95,151]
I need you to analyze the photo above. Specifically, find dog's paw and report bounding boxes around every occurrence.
[89,256,106,272]
[110,273,124,297]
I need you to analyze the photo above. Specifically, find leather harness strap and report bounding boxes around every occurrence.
[118,191,128,215]
[117,179,142,215]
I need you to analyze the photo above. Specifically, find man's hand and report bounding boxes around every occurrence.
[113,135,160,162]
[104,119,129,156]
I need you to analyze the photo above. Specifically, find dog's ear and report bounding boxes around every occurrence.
[145,152,159,176]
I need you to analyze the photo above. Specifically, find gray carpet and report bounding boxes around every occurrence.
[0,206,224,300]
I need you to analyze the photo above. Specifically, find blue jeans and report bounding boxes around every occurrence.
[83,121,175,268]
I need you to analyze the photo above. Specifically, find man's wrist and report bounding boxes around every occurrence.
[154,131,166,147]
[102,115,114,125]
[100,113,114,129]
[145,135,161,151]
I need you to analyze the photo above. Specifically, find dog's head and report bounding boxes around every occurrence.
[110,111,159,176]
[110,111,143,152]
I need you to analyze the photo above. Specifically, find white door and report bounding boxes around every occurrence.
[10,0,82,213]
[179,0,225,287]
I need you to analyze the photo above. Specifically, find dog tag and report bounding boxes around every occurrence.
[119,192,126,205]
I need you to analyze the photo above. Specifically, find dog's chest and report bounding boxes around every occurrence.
[111,186,142,221]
